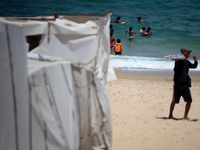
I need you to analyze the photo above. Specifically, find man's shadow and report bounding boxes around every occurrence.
[157,117,199,122]
[156,117,183,121]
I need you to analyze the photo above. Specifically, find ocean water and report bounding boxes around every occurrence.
[1,0,200,73]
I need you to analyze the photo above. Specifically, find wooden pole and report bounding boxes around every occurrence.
[106,10,110,15]
[54,12,59,21]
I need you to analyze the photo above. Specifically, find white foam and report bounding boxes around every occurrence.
[110,55,200,71]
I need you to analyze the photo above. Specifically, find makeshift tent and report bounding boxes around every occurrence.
[0,12,115,150]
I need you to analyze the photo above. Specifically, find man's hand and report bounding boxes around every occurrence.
[193,55,197,61]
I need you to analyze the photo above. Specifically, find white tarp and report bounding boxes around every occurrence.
[0,18,48,36]
[28,59,112,150]
[28,60,80,150]
[0,19,30,150]
[30,14,116,83]
[0,13,113,150]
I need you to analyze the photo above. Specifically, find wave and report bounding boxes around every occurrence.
[110,55,200,71]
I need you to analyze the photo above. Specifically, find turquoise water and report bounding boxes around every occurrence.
[1,0,200,71]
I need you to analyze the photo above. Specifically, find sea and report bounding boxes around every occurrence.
[1,0,200,76]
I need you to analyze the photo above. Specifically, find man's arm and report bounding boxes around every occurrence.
[189,55,198,68]
[193,55,197,61]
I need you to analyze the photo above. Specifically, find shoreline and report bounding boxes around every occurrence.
[114,68,200,82]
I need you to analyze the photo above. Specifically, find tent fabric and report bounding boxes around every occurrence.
[30,21,99,64]
[95,14,111,83]
[30,13,115,84]
[28,60,79,150]
[0,20,30,150]
[28,59,112,150]
[71,64,112,150]
[0,18,48,36]
[0,13,113,150]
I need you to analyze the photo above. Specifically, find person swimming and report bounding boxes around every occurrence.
[140,27,146,34]
[112,16,121,23]
[111,16,125,23]
[146,26,152,34]
[137,17,145,23]
[141,26,152,36]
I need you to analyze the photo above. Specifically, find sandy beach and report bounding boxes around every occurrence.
[106,71,200,150]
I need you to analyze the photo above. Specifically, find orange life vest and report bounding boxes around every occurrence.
[115,43,122,52]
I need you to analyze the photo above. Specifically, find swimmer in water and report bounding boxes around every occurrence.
[137,17,145,23]
[111,16,125,23]
[125,27,136,39]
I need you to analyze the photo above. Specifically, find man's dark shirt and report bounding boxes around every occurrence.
[173,60,198,85]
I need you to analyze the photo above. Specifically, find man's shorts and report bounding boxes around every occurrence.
[172,84,192,103]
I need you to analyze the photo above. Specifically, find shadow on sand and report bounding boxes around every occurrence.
[156,117,183,121]
[156,117,199,122]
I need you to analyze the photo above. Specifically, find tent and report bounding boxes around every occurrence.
[0,12,115,150]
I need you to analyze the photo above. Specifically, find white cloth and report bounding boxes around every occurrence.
[28,60,79,150]
[0,19,30,150]
[0,14,113,150]
[28,59,112,150]
[30,14,116,83]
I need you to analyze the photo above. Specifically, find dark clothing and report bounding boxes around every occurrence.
[173,84,192,103]
[112,19,120,23]
[172,60,198,103]
[110,29,114,34]
[173,60,198,86]
[115,51,122,55]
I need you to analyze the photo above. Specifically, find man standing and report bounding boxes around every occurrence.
[169,48,198,120]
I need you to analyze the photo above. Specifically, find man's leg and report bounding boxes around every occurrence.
[169,101,175,118]
[183,101,191,119]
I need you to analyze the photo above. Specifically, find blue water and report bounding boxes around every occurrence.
[1,0,200,72]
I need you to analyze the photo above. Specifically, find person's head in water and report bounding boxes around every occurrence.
[142,27,145,31]
[137,17,145,23]
[137,17,141,22]
[117,16,121,21]
[129,27,132,31]
[146,26,151,32]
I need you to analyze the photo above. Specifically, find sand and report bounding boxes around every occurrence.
[106,71,200,150]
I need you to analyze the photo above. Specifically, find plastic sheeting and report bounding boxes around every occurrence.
[0,19,30,150]
[28,59,112,150]
[30,14,116,84]
[28,60,79,150]
[0,13,114,150]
